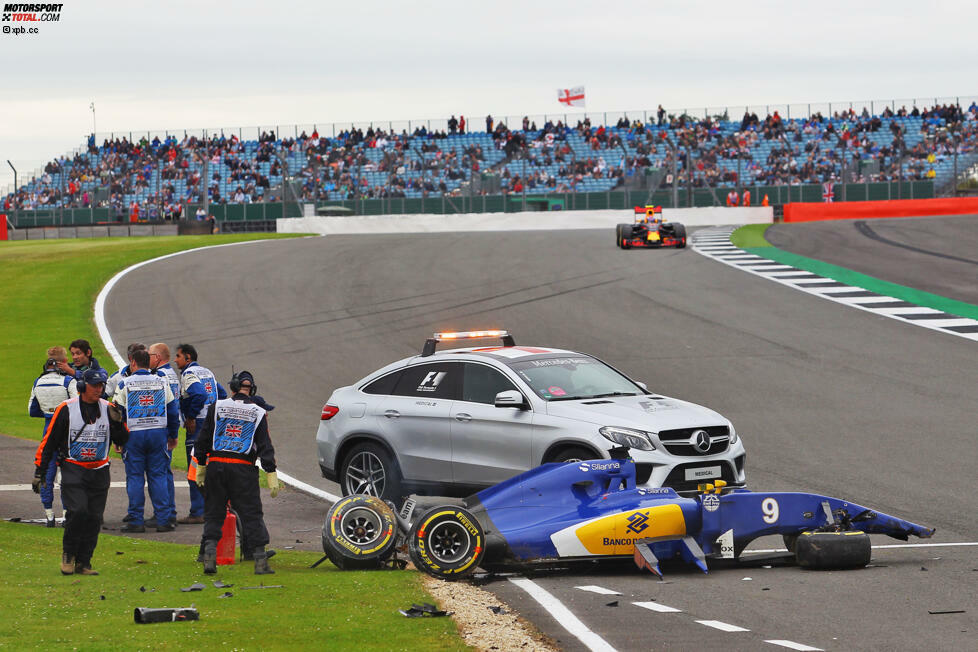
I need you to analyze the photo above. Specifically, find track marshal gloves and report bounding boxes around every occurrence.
[267,471,280,498]
[32,467,46,494]
[196,464,206,488]
[107,402,123,423]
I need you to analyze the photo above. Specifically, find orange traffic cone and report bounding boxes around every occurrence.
[217,507,237,565]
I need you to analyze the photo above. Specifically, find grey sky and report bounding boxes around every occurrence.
[2,0,976,191]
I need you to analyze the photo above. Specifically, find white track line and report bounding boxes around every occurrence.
[691,226,978,343]
[575,585,621,595]
[93,237,341,504]
[633,601,682,613]
[696,620,750,632]
[743,541,978,555]
[509,578,617,652]
[1,481,191,491]
[765,640,823,651]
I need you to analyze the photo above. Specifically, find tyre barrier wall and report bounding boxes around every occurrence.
[782,197,978,222]
[276,206,774,235]
[5,224,179,241]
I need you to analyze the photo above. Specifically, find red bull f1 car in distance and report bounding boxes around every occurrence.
[617,205,687,249]
[321,450,934,580]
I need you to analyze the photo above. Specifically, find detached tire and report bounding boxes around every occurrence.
[322,495,398,570]
[408,506,485,580]
[795,531,871,570]
[673,223,687,248]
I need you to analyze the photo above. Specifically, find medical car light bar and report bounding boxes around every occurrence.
[421,330,515,356]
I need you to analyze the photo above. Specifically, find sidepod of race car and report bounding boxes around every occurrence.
[320,453,934,580]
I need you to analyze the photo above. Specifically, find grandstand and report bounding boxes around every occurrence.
[4,99,978,223]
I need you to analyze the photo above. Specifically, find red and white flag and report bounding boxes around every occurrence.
[822,181,834,203]
[557,86,585,107]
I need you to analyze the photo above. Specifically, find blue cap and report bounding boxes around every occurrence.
[83,368,108,386]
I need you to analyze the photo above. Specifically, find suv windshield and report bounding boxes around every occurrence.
[508,355,644,401]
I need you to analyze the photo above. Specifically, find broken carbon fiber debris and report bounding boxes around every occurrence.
[240,584,284,590]
[134,607,200,623]
[180,583,206,592]
[212,580,232,588]
[400,603,449,618]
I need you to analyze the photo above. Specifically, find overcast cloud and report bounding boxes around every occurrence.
[1,0,975,190]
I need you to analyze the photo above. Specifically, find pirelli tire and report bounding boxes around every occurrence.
[794,530,871,570]
[615,224,626,247]
[673,222,687,248]
[322,495,398,570]
[620,224,634,249]
[408,506,486,580]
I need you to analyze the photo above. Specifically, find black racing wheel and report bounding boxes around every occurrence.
[408,506,485,580]
[673,223,687,248]
[794,530,871,570]
[322,494,398,570]
[621,224,634,249]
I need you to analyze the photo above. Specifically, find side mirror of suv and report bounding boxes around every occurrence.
[494,390,527,409]
[635,381,648,391]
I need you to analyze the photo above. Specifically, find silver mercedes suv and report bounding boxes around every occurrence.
[315,331,746,501]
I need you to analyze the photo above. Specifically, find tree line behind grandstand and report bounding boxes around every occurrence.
[3,99,977,219]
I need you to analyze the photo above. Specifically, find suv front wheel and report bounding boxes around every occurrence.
[339,442,403,502]
[547,446,599,464]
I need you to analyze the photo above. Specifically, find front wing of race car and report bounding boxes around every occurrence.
[616,222,687,249]
[622,234,686,248]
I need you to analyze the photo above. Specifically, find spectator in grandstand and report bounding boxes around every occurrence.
[459,115,466,134]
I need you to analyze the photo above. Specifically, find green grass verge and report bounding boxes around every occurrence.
[727,222,978,320]
[1,234,466,650]
[0,521,463,651]
[0,234,301,443]
[743,245,978,319]
[729,223,772,249]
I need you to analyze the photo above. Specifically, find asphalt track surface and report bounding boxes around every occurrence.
[103,220,978,650]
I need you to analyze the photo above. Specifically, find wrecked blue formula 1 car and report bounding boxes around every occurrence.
[321,451,934,580]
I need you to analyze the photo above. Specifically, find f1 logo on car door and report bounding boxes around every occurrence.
[375,362,461,483]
